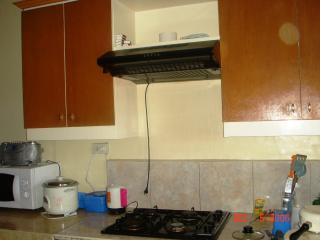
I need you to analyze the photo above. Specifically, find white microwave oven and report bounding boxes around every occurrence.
[0,163,59,209]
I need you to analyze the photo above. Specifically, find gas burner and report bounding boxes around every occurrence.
[165,214,197,233]
[178,210,203,225]
[180,215,202,225]
[181,210,197,216]
[142,208,160,217]
[167,222,186,233]
[122,215,146,231]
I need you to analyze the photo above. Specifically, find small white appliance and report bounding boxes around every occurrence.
[43,176,78,216]
[286,205,320,240]
[107,186,127,214]
[0,163,59,209]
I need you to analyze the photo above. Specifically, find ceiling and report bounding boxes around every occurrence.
[117,0,215,11]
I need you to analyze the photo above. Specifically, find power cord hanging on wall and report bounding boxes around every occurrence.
[85,154,96,192]
[144,79,151,194]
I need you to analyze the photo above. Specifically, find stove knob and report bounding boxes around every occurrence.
[204,225,214,233]
[116,219,122,224]
[23,191,30,199]
[213,210,223,220]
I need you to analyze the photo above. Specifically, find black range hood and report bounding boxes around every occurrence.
[97,40,221,84]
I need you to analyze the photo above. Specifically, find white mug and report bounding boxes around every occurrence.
[159,32,177,42]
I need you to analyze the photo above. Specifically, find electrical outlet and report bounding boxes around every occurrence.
[92,143,109,155]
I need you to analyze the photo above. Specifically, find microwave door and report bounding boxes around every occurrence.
[0,173,16,201]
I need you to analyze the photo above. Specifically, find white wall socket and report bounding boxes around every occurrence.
[92,143,109,155]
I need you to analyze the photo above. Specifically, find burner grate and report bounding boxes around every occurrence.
[101,208,231,240]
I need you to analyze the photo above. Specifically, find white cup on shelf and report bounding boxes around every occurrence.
[159,32,177,42]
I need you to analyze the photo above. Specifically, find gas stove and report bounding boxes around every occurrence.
[101,208,231,240]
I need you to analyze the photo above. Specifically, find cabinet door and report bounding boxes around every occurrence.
[64,0,115,127]
[219,0,301,121]
[22,5,66,128]
[299,0,320,119]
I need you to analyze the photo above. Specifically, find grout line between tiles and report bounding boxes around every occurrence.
[198,161,201,210]
[148,161,152,208]
[309,161,312,204]
[251,160,254,213]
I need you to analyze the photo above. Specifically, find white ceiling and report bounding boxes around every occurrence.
[117,0,215,11]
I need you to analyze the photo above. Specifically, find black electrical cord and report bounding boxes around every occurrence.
[126,201,139,210]
[144,80,151,194]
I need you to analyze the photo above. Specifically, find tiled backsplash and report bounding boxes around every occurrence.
[107,160,320,213]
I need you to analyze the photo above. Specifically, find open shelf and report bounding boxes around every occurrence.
[113,36,220,51]
[112,0,219,51]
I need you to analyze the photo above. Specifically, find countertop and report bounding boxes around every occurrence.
[0,208,272,240]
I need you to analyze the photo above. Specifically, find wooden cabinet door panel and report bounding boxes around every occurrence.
[299,0,320,119]
[22,5,66,128]
[219,0,301,121]
[64,0,115,127]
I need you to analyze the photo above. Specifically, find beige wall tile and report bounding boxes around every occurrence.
[253,161,288,210]
[107,160,151,208]
[106,160,313,212]
[149,161,200,210]
[295,161,311,207]
[200,161,253,213]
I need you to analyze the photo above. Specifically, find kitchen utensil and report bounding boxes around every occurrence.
[0,141,42,166]
[232,226,265,240]
[43,177,78,216]
[287,205,320,240]
[293,154,307,178]
[107,186,127,214]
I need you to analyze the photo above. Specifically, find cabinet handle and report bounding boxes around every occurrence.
[288,103,296,113]
[59,114,65,121]
[69,113,75,121]
[307,103,312,113]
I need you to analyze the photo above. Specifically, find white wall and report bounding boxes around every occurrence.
[134,1,219,44]
[107,81,320,160]
[0,0,25,141]
[112,0,135,46]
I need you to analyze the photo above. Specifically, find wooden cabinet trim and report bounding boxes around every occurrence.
[14,0,77,10]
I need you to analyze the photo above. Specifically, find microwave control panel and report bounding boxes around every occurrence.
[20,178,30,199]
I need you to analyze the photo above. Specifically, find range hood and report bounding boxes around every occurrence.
[97,40,221,84]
